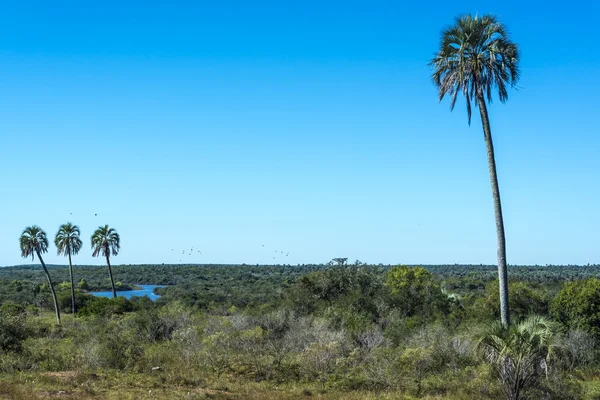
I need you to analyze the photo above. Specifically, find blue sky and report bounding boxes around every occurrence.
[1,1,599,267]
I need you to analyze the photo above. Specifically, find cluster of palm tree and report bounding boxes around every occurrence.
[19,224,121,324]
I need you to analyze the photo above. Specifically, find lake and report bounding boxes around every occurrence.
[90,285,166,301]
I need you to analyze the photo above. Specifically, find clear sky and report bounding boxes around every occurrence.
[1,1,599,267]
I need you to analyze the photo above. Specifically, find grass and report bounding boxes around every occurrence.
[0,370,482,400]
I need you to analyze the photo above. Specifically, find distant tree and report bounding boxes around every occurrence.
[55,222,83,315]
[430,14,520,326]
[91,225,121,298]
[20,225,61,324]
[78,278,89,290]
[332,258,348,266]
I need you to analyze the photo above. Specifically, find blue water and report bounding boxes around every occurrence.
[90,285,166,301]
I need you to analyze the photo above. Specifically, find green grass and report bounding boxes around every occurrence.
[0,371,490,400]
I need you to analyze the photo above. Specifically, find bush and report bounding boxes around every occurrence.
[0,301,26,316]
[385,266,450,319]
[132,301,194,342]
[473,280,550,322]
[78,296,135,317]
[560,329,598,371]
[0,314,30,353]
[551,278,600,336]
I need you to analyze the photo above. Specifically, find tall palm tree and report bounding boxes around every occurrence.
[430,14,520,326]
[91,225,120,298]
[20,226,61,324]
[55,223,83,315]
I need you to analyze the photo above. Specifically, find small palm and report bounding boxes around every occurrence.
[478,315,560,399]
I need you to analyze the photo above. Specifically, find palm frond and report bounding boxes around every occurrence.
[430,14,520,124]
[20,225,49,260]
[91,225,120,258]
[55,222,83,256]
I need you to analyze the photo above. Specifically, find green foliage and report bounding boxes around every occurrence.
[430,14,519,123]
[77,278,89,290]
[551,278,600,336]
[473,280,550,322]
[54,222,82,257]
[478,315,562,400]
[0,314,30,353]
[77,296,135,317]
[0,264,598,398]
[384,265,449,318]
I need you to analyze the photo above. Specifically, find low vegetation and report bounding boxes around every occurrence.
[1,263,600,399]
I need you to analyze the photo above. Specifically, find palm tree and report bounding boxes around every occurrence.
[478,315,561,400]
[20,226,61,324]
[430,14,520,326]
[91,225,120,298]
[55,223,83,315]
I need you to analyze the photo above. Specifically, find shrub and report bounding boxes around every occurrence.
[560,329,598,371]
[477,315,562,400]
[473,280,550,322]
[78,296,135,317]
[0,314,30,353]
[385,265,449,318]
[551,278,600,337]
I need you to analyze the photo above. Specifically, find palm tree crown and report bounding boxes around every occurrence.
[20,225,49,259]
[91,225,120,257]
[55,222,83,256]
[430,14,520,123]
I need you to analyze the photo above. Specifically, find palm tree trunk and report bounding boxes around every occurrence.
[36,250,61,325]
[477,94,510,326]
[106,254,117,299]
[68,250,76,316]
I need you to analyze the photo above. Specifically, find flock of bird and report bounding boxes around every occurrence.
[66,211,291,264]
[172,247,202,263]
[171,244,290,263]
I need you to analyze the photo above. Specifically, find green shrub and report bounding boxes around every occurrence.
[472,280,550,322]
[0,314,30,353]
[551,278,600,337]
[385,265,450,319]
[78,296,135,317]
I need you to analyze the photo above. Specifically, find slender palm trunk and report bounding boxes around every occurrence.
[106,254,117,298]
[477,94,510,326]
[68,250,76,316]
[36,250,61,325]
